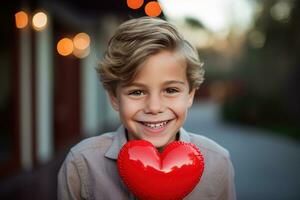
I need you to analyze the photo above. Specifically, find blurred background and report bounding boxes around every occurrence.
[0,0,299,199]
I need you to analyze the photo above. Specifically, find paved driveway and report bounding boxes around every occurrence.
[185,101,300,200]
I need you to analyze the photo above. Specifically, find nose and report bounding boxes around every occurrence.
[144,93,164,114]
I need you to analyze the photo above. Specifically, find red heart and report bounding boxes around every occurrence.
[117,140,205,200]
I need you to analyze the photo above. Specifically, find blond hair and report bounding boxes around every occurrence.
[97,17,204,96]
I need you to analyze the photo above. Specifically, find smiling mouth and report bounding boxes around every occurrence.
[138,120,173,130]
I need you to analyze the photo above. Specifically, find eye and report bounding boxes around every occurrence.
[128,90,145,96]
[165,88,179,94]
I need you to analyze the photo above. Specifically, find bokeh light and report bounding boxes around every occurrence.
[145,1,162,17]
[32,12,48,31]
[127,0,144,9]
[15,11,28,29]
[73,32,90,50]
[270,1,292,22]
[57,38,74,56]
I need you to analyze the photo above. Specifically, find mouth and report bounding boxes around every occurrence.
[137,119,173,131]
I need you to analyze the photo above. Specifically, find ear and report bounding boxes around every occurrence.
[107,91,120,111]
[187,88,196,108]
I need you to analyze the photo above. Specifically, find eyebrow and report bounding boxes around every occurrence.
[124,80,186,88]
[163,80,186,85]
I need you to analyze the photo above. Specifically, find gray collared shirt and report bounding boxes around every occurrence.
[58,125,236,200]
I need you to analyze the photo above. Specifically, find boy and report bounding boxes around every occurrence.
[58,17,236,200]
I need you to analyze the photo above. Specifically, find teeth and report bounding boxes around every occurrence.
[142,121,168,129]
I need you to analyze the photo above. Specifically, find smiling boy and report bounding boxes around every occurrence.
[110,50,195,151]
[58,17,236,200]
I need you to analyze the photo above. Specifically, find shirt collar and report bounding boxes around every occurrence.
[104,125,191,160]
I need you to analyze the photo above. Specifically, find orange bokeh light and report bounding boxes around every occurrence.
[145,1,162,17]
[73,32,90,50]
[57,38,74,56]
[127,0,144,10]
[15,11,28,29]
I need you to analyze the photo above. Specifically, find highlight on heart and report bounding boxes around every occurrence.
[117,140,205,200]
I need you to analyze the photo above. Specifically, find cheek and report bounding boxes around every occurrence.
[119,98,142,117]
[168,97,190,117]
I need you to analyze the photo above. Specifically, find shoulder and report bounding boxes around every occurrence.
[184,131,236,200]
[187,131,230,159]
[68,132,116,160]
[185,131,235,183]
[58,132,117,199]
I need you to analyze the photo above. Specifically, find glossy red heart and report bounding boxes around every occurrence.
[117,140,205,200]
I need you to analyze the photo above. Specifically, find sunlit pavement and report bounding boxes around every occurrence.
[185,101,300,200]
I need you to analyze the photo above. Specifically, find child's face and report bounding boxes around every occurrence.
[109,50,196,150]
